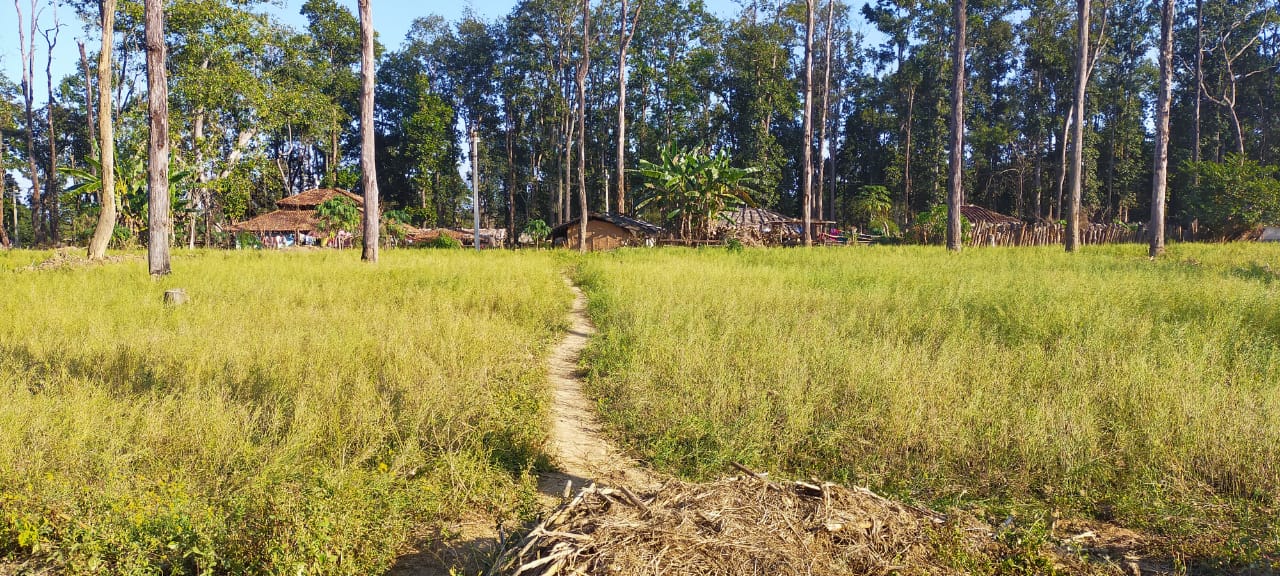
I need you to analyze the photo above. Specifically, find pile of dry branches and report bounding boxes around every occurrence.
[490,466,967,576]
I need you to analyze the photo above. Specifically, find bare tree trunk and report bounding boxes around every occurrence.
[1054,114,1069,220]
[576,0,591,252]
[42,16,61,244]
[616,0,641,214]
[903,86,915,218]
[1149,0,1173,258]
[79,41,97,169]
[16,0,44,245]
[145,0,170,275]
[0,126,9,248]
[946,0,966,252]
[505,98,517,247]
[816,0,834,226]
[89,0,118,259]
[358,0,378,262]
[1065,0,1090,252]
[1193,0,1203,166]
[801,0,815,246]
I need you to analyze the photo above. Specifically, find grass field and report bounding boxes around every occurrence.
[0,250,569,575]
[577,244,1280,569]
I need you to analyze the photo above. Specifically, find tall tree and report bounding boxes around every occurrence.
[615,0,641,214]
[946,0,966,251]
[576,0,591,251]
[1149,0,1172,257]
[801,0,815,246]
[15,0,43,244]
[40,13,60,243]
[88,0,117,260]
[145,0,170,275]
[358,0,379,262]
[1065,0,1090,252]
[815,0,834,223]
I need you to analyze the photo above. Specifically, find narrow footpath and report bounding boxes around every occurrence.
[391,275,652,575]
[538,277,653,494]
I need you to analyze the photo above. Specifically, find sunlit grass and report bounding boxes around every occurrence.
[577,243,1280,564]
[0,249,570,575]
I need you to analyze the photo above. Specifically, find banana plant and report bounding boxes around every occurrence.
[633,144,760,239]
[64,151,192,245]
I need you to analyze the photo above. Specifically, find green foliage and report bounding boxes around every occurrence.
[909,204,972,244]
[0,250,566,574]
[851,185,898,236]
[1181,155,1280,237]
[423,233,463,249]
[634,145,761,239]
[522,219,551,247]
[314,196,361,239]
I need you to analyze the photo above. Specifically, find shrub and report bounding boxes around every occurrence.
[1181,154,1280,237]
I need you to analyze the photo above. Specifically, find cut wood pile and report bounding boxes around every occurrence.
[489,467,973,576]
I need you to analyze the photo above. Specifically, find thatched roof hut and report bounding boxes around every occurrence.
[551,212,666,251]
[230,188,365,244]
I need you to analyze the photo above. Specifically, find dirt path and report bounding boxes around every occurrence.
[390,275,651,575]
[538,278,653,495]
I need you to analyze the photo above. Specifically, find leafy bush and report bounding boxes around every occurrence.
[523,219,552,247]
[1181,154,1280,237]
[423,232,463,249]
[908,204,971,244]
[314,196,361,240]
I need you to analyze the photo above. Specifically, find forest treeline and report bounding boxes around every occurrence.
[1,0,1278,248]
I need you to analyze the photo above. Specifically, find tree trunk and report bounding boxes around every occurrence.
[946,0,966,252]
[1065,0,1090,252]
[16,0,44,245]
[816,0,834,226]
[1192,0,1203,166]
[903,86,915,218]
[88,0,118,260]
[801,0,815,246]
[79,41,97,172]
[1149,0,1173,258]
[358,0,379,262]
[43,19,60,244]
[506,99,517,247]
[0,126,9,248]
[576,0,591,252]
[616,0,640,215]
[145,0,170,275]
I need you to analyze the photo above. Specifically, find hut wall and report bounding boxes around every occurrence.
[562,220,635,251]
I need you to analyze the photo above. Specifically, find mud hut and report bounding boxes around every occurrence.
[551,212,666,251]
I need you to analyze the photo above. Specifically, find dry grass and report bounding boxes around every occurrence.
[0,249,570,575]
[576,243,1280,570]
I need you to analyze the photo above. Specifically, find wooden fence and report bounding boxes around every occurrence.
[968,221,1201,247]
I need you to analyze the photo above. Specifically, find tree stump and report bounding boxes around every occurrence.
[163,289,188,306]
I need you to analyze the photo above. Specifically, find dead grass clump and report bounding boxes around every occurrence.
[20,248,137,271]
[491,471,968,576]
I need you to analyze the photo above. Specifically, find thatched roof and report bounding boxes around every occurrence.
[960,204,1021,226]
[552,212,666,237]
[230,210,320,233]
[276,188,364,210]
[717,206,800,229]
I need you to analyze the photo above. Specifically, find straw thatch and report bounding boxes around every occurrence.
[229,209,321,234]
[958,205,1021,226]
[275,188,364,210]
[489,470,972,576]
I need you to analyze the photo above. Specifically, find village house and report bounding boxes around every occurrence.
[551,212,666,251]
[231,188,364,248]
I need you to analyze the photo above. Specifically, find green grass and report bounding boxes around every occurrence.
[0,249,570,575]
[577,243,1280,568]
